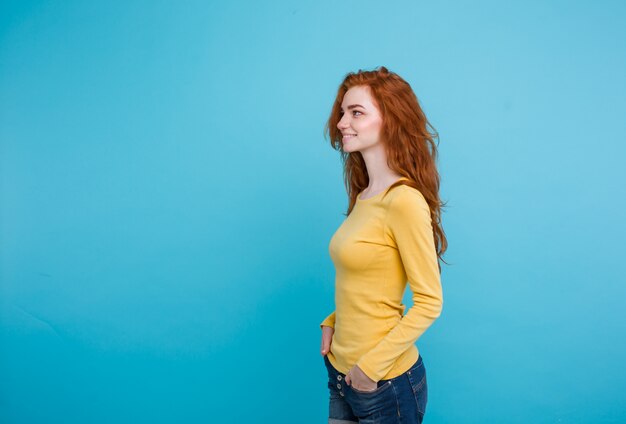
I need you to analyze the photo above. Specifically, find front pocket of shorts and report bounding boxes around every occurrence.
[349,380,392,396]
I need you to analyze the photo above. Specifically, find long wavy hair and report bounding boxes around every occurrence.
[324,66,449,268]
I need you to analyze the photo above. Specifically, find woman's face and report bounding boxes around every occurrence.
[337,85,384,154]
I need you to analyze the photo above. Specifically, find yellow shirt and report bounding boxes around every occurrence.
[320,178,443,382]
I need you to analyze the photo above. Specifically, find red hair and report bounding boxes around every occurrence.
[324,66,449,267]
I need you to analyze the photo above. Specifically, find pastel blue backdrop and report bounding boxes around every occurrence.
[1,1,625,423]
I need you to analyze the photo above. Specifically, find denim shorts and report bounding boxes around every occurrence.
[323,354,427,424]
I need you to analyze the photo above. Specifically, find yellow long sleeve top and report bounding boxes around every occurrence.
[320,178,443,382]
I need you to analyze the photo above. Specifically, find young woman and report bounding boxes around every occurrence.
[319,66,447,424]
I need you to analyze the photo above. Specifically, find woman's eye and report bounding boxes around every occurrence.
[339,110,362,117]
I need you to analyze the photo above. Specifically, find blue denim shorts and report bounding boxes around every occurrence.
[323,354,427,424]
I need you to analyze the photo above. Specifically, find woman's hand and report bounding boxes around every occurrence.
[320,325,334,356]
[345,365,378,392]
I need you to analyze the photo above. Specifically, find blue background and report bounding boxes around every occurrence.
[1,1,625,422]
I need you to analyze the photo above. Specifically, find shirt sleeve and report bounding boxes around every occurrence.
[320,311,336,329]
[355,188,443,382]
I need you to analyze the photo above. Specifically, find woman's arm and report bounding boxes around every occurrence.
[355,188,444,382]
[320,310,336,329]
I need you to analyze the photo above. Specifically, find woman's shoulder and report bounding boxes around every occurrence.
[387,184,428,210]
[389,184,428,205]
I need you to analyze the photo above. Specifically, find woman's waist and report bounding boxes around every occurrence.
[334,303,403,325]
[332,314,398,343]
[328,342,419,380]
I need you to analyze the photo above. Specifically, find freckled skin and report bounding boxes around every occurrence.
[336,86,403,201]
[337,85,384,155]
